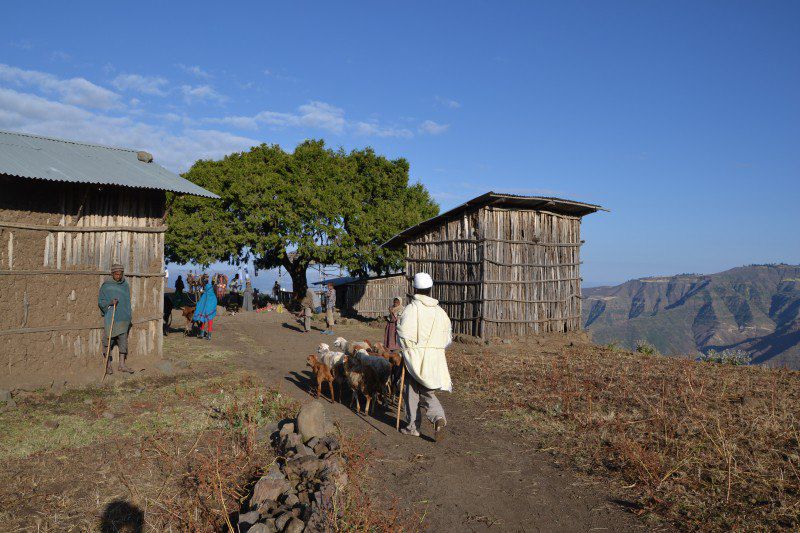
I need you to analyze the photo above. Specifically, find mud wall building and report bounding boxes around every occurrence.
[0,130,216,390]
[383,192,605,339]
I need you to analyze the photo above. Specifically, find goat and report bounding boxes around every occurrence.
[181,306,196,336]
[334,336,372,356]
[342,354,381,415]
[306,354,336,403]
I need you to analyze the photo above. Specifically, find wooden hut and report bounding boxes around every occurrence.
[383,192,605,339]
[316,274,407,318]
[0,130,216,390]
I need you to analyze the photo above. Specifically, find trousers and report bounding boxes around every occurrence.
[102,331,128,357]
[403,374,446,430]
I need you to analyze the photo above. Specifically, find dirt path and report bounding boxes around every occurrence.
[201,310,659,532]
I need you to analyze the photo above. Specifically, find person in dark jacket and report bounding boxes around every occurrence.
[98,263,133,375]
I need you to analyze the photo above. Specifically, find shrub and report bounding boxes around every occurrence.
[635,339,658,355]
[697,349,752,366]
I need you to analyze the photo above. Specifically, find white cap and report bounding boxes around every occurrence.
[413,272,433,290]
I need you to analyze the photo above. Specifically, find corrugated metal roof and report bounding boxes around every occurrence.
[383,191,607,248]
[0,130,218,198]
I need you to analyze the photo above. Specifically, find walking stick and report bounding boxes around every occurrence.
[102,301,117,382]
[395,364,406,431]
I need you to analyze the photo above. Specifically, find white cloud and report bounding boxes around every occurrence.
[50,51,72,62]
[180,84,225,103]
[207,101,412,138]
[0,63,120,110]
[435,95,461,109]
[178,64,211,79]
[0,86,256,171]
[112,73,169,96]
[419,120,449,135]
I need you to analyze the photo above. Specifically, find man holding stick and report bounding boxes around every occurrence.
[99,263,133,375]
[397,272,452,441]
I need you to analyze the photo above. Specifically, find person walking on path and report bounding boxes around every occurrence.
[397,272,452,441]
[98,263,134,375]
[384,296,404,351]
[299,288,314,333]
[193,276,218,340]
[323,282,336,335]
[243,280,254,312]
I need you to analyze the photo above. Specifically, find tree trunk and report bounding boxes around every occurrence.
[283,256,309,299]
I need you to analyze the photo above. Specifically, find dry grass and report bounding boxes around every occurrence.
[0,371,298,531]
[449,336,800,531]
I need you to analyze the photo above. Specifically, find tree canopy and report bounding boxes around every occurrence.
[165,140,439,295]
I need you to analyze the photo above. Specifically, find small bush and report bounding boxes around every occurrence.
[635,339,658,355]
[697,349,752,366]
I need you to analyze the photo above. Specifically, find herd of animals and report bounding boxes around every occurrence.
[172,303,403,416]
[308,337,404,416]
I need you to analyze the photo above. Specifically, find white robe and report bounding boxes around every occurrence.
[397,294,453,392]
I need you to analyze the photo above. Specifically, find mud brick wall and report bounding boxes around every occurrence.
[0,176,165,390]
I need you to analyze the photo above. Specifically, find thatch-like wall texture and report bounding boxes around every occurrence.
[384,192,604,339]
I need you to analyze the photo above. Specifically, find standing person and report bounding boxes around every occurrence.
[397,272,452,441]
[174,274,185,296]
[299,288,314,333]
[273,281,281,302]
[243,280,254,312]
[98,263,134,375]
[384,296,404,352]
[193,275,218,340]
[324,282,336,335]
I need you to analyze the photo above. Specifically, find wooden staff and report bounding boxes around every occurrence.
[395,364,406,431]
[101,301,117,382]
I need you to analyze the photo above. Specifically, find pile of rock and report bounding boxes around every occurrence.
[237,401,347,533]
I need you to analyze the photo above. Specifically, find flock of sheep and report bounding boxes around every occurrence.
[306,337,403,415]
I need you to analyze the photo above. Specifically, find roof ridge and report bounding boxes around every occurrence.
[0,129,137,153]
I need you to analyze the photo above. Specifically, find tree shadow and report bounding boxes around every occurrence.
[99,499,144,533]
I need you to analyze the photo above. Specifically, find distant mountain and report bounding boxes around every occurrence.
[582,264,800,369]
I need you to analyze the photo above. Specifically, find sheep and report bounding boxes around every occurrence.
[334,336,371,356]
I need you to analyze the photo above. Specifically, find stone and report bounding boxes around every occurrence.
[101,411,115,420]
[0,389,11,402]
[5,398,17,409]
[502,339,512,345]
[283,518,304,533]
[282,493,299,507]
[279,421,295,436]
[260,519,278,533]
[453,334,483,345]
[313,442,327,455]
[263,463,285,482]
[306,436,320,449]
[282,432,303,453]
[296,401,327,442]
[238,510,260,526]
[154,360,174,374]
[174,359,190,369]
[51,380,67,396]
[275,512,292,531]
[43,420,60,429]
[256,422,279,444]
[295,445,315,458]
[247,524,270,533]
[83,398,93,405]
[251,477,291,508]
[321,435,339,451]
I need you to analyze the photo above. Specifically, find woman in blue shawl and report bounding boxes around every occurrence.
[193,276,218,340]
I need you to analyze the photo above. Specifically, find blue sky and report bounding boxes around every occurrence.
[1,1,798,287]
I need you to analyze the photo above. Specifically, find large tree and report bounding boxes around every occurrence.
[165,140,438,295]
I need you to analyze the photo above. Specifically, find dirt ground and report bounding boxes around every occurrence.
[202,309,661,532]
[0,308,667,531]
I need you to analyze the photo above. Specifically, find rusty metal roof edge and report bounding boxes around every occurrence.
[382,191,607,248]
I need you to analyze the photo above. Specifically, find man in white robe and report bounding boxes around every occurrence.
[397,272,453,441]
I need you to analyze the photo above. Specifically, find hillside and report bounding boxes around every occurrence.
[582,264,800,369]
